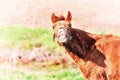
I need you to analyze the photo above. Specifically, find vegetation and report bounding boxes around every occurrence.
[0,26,63,53]
[0,65,84,80]
[0,26,85,80]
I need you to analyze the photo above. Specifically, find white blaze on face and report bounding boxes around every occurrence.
[57,27,68,43]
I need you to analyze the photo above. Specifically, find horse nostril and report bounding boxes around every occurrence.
[58,29,63,34]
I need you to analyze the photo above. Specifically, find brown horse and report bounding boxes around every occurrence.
[51,11,120,80]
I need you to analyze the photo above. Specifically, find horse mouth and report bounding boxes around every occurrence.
[58,34,67,43]
[57,28,68,43]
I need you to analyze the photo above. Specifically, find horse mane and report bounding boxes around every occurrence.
[63,28,95,56]
[63,28,106,67]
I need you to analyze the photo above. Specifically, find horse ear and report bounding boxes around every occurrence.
[66,11,72,22]
[51,13,57,23]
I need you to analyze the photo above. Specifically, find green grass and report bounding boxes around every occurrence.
[0,65,85,80]
[0,26,85,80]
[45,69,85,80]
[0,26,63,53]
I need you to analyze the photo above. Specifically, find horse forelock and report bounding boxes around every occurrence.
[53,15,65,23]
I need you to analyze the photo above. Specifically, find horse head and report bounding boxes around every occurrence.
[51,11,72,45]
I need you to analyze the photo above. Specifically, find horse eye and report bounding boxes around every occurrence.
[52,26,55,29]
[68,23,72,27]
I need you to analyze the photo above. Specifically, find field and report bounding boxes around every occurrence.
[0,26,85,80]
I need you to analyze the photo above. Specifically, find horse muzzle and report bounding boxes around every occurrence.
[57,27,72,43]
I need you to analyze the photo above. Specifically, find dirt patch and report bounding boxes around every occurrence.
[0,47,74,68]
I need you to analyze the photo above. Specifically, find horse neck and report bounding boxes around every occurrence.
[63,28,96,58]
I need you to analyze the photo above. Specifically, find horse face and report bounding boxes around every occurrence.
[51,11,72,43]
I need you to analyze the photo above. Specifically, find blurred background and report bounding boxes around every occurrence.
[0,0,120,80]
[0,0,120,33]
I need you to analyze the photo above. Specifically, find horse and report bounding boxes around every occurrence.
[51,11,120,80]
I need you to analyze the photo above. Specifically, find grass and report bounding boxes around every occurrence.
[0,26,63,53]
[0,65,85,80]
[0,26,85,80]
[45,69,85,80]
